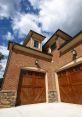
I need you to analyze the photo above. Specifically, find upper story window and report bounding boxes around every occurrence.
[34,40,39,48]
[51,42,56,51]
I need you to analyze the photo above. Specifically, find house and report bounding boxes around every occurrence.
[0,29,82,107]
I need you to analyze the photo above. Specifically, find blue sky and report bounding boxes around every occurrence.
[0,0,82,78]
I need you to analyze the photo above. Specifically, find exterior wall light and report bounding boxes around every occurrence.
[71,49,77,60]
[35,59,39,65]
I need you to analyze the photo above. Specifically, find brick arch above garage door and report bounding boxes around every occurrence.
[16,69,46,105]
[58,64,82,104]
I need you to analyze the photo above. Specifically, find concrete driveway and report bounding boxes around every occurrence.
[0,103,82,117]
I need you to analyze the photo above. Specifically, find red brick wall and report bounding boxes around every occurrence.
[2,50,54,91]
[56,37,65,49]
[3,43,82,91]
[2,42,82,103]
[52,43,82,72]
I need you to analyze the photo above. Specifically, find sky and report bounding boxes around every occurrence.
[0,0,82,78]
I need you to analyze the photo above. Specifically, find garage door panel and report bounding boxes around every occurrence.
[35,77,45,87]
[58,64,82,104]
[22,77,32,86]
[60,86,74,103]
[20,87,33,105]
[34,88,46,103]
[16,70,46,105]
[71,85,82,104]
[59,77,70,86]
[70,72,82,84]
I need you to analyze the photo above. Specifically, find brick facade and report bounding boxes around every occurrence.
[2,51,52,90]
[52,43,82,71]
[1,30,82,107]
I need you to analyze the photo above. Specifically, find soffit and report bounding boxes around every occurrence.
[8,42,52,62]
[60,33,82,55]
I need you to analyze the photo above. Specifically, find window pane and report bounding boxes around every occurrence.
[34,40,39,48]
[51,42,56,51]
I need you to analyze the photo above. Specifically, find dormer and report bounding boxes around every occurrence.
[23,30,45,51]
[43,29,72,53]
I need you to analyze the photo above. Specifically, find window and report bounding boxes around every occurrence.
[51,42,56,51]
[34,40,39,48]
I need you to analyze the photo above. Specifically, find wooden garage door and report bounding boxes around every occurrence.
[16,70,46,105]
[58,64,82,104]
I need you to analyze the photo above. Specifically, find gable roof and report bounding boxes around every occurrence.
[23,30,46,45]
[59,30,82,50]
[43,29,72,48]
[59,31,82,55]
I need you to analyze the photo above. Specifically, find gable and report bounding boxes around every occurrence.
[43,29,72,51]
[59,31,82,55]
[23,30,45,46]
[23,30,46,52]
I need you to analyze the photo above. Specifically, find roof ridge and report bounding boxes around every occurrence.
[43,29,72,47]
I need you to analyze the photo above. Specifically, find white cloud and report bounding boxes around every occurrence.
[0,45,9,57]
[0,45,9,78]
[0,0,21,19]
[39,0,66,31]
[39,0,82,35]
[12,13,41,38]
[28,0,40,9]
[0,58,7,78]
[0,0,42,38]
[3,32,14,41]
[0,0,82,41]
[0,58,7,71]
